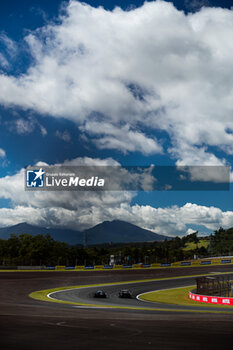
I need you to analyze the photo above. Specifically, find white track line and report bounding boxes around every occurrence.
[47,278,186,301]
[47,273,230,303]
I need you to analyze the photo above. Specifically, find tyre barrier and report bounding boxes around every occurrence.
[189,291,233,306]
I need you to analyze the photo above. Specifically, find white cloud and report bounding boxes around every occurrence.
[0,33,18,71]
[0,32,17,57]
[55,130,71,142]
[81,121,162,155]
[0,157,136,230]
[0,53,9,69]
[30,7,48,22]
[108,202,233,236]
[15,118,35,134]
[40,125,47,136]
[6,116,47,136]
[0,148,6,158]
[186,228,197,235]
[0,148,9,168]
[184,0,210,11]
[0,1,232,160]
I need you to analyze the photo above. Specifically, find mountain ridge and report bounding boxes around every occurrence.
[0,220,169,245]
[84,220,167,244]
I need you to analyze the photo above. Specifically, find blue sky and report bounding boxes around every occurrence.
[0,0,233,236]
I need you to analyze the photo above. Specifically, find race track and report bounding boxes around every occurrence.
[1,265,233,350]
[49,274,233,312]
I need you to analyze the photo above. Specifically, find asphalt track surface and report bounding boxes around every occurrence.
[50,274,233,312]
[2,265,233,350]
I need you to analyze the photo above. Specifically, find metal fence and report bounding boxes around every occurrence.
[196,276,231,297]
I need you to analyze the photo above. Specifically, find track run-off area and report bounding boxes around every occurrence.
[2,264,233,349]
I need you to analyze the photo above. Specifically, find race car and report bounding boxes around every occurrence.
[118,289,132,298]
[93,290,107,298]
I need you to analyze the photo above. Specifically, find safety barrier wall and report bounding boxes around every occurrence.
[181,261,191,266]
[0,266,18,270]
[1,258,233,271]
[95,265,104,269]
[200,260,211,265]
[18,266,43,270]
[189,291,233,306]
[151,263,160,267]
[84,265,95,269]
[103,265,113,269]
[132,264,141,268]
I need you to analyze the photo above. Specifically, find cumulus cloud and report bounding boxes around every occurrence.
[0,157,232,235]
[105,202,233,236]
[0,1,232,161]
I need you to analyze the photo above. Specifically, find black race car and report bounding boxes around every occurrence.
[118,289,132,298]
[93,290,107,298]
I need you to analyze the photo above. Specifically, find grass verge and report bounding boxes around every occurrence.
[139,286,233,309]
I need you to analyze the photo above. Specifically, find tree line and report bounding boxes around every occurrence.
[0,230,208,266]
[0,227,232,266]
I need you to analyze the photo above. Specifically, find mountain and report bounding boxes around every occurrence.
[84,220,168,244]
[0,222,83,245]
[0,220,168,245]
